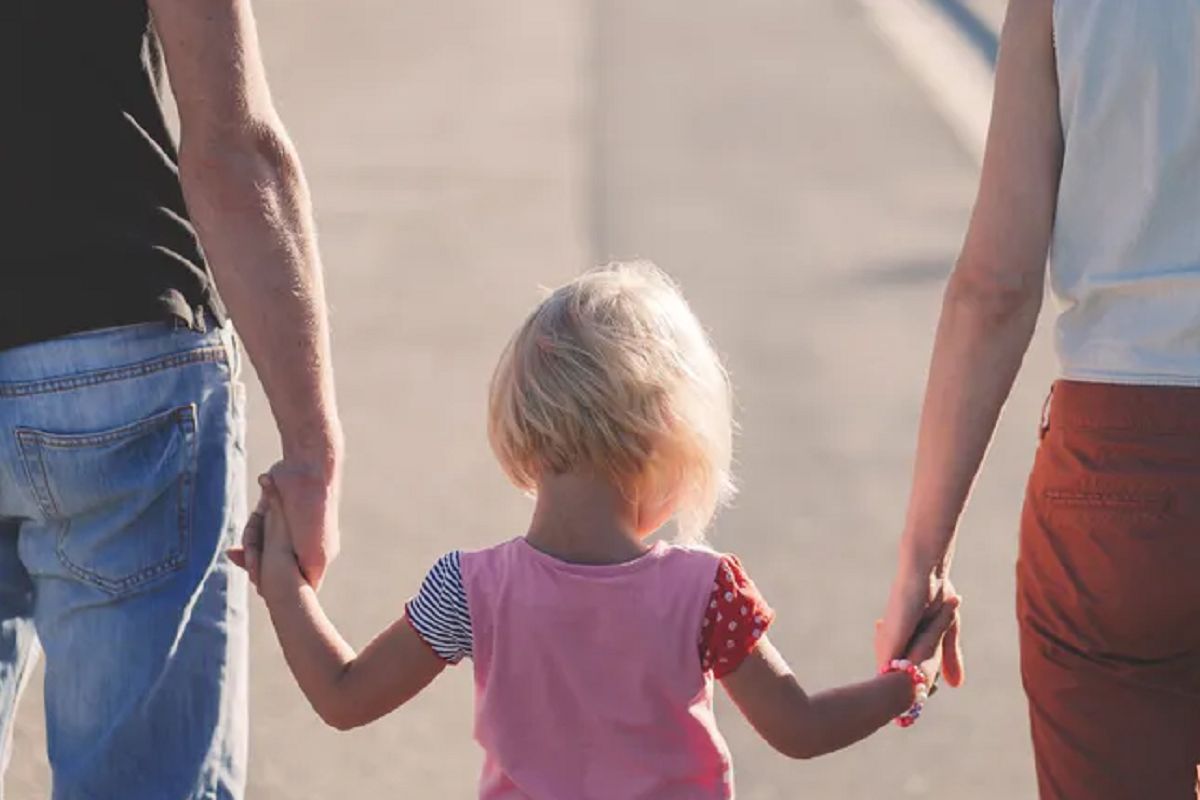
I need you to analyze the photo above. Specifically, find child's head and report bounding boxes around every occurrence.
[488,261,734,541]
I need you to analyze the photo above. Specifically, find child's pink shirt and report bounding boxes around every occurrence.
[461,538,734,799]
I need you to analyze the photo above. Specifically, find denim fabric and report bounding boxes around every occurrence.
[0,320,249,799]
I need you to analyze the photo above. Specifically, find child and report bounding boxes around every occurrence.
[240,262,958,798]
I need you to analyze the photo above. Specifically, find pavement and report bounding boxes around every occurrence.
[961,0,1009,33]
[8,1,1061,798]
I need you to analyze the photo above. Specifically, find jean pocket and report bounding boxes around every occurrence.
[16,405,199,595]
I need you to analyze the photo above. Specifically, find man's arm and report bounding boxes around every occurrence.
[149,0,342,587]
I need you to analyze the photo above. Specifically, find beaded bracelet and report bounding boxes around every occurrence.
[882,659,930,728]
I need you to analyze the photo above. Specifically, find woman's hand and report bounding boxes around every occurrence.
[900,592,962,688]
[876,568,964,688]
[874,0,1059,694]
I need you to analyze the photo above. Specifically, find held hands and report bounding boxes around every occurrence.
[229,461,341,590]
[229,474,307,595]
[876,567,965,688]
[895,592,961,689]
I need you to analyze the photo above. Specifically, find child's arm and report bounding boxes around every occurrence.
[256,486,447,731]
[721,598,957,759]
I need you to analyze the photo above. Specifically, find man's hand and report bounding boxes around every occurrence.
[229,463,340,590]
[151,0,344,590]
[876,568,964,688]
[266,461,341,590]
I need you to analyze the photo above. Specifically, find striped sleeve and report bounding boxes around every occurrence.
[404,551,473,664]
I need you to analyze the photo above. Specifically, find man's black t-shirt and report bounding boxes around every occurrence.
[2,1,225,352]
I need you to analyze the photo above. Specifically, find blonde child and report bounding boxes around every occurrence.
[240,262,957,798]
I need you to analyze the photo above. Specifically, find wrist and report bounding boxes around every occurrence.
[881,659,931,727]
[878,670,917,718]
[262,560,307,608]
[897,530,953,584]
[278,432,344,486]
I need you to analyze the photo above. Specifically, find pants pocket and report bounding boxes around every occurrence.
[1041,487,1171,513]
[15,405,199,596]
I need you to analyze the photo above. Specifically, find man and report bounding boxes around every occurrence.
[2,1,340,796]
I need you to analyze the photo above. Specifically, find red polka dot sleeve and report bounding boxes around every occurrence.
[699,554,775,678]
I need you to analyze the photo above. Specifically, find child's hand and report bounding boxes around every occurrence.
[227,490,267,584]
[229,475,304,595]
[901,594,962,688]
[258,475,305,591]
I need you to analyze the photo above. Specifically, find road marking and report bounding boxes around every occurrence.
[858,0,997,163]
[928,0,1000,65]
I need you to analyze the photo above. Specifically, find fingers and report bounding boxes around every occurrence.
[296,552,327,592]
[240,490,269,589]
[942,610,966,687]
[258,472,279,501]
[919,597,958,643]
[264,471,328,588]
[876,599,928,667]
[259,474,282,518]
[260,463,337,591]
[907,595,961,657]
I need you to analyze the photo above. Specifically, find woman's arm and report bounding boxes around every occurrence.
[724,600,957,759]
[876,0,1064,684]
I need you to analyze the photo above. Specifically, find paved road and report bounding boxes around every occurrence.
[10,1,1055,797]
[594,2,1046,797]
[962,0,1009,33]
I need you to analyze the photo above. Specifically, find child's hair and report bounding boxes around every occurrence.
[488,261,734,540]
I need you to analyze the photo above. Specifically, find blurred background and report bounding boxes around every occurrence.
[11,0,1058,796]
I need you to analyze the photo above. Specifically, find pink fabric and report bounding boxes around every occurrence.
[461,538,734,799]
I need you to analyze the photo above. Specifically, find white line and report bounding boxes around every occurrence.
[858,0,996,163]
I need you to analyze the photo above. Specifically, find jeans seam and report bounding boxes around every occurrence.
[54,513,190,592]
[0,347,227,398]
[14,430,61,518]
[18,406,196,450]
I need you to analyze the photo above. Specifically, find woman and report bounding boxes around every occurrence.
[876,1,1200,797]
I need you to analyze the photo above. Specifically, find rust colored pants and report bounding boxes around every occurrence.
[1018,381,1200,799]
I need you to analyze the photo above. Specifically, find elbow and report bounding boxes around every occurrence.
[770,732,825,761]
[777,741,822,761]
[179,117,301,191]
[942,258,1042,328]
[314,701,363,732]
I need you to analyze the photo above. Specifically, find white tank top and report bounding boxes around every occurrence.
[1050,1,1200,385]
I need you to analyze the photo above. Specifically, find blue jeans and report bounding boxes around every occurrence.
[0,320,249,799]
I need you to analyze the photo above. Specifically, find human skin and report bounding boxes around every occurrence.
[875,0,1064,684]
[149,0,344,588]
[245,471,956,750]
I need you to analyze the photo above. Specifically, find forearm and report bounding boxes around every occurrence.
[262,569,357,726]
[898,0,1060,579]
[900,272,1041,574]
[180,123,341,471]
[724,641,917,760]
[799,672,916,758]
